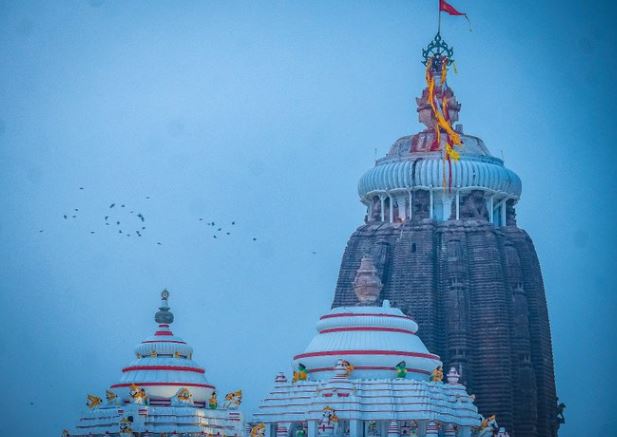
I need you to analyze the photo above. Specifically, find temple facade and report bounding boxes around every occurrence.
[331,34,558,437]
[252,258,509,437]
[63,290,245,437]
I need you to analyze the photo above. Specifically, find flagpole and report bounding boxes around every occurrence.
[437,0,441,34]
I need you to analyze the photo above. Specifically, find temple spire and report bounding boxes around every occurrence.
[154,289,174,324]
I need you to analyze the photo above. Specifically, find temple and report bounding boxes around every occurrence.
[63,290,245,437]
[332,33,558,436]
[252,258,509,437]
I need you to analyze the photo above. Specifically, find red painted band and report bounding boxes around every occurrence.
[319,327,416,335]
[306,365,431,375]
[110,382,214,389]
[154,331,173,336]
[142,340,186,344]
[293,349,439,360]
[122,365,205,374]
[320,312,413,321]
[158,324,170,328]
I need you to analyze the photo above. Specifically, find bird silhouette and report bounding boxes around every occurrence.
[156,242,162,245]
[137,213,145,222]
[104,216,109,221]
[252,237,257,241]
[63,215,67,219]
[109,203,115,208]
[79,187,84,190]
[231,221,236,225]
[90,231,95,234]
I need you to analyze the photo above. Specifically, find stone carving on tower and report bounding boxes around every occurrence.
[352,256,383,305]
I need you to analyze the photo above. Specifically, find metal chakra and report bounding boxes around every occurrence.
[421,32,454,72]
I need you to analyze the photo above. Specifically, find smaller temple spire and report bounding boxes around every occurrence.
[352,256,383,305]
[154,289,174,324]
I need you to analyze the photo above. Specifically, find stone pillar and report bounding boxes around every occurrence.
[429,190,434,220]
[455,190,460,220]
[408,191,413,221]
[396,194,407,222]
[444,424,456,437]
[264,423,273,437]
[501,199,507,227]
[380,195,385,222]
[349,420,363,437]
[308,420,317,437]
[388,194,394,223]
[488,195,494,224]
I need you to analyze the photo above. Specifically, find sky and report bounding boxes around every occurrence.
[0,1,615,435]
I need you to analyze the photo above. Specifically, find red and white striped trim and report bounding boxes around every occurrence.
[110,382,214,389]
[122,365,205,374]
[320,312,414,321]
[142,340,187,344]
[293,349,439,360]
[307,365,431,375]
[319,327,416,335]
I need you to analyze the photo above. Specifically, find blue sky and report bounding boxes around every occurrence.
[0,1,615,435]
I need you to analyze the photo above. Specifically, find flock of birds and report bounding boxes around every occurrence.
[48,187,259,246]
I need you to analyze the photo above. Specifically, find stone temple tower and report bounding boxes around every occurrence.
[332,33,558,437]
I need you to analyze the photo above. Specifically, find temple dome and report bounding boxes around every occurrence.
[110,291,214,405]
[292,301,441,380]
[358,133,521,201]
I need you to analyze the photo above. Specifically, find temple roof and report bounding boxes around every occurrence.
[111,290,214,404]
[293,300,441,381]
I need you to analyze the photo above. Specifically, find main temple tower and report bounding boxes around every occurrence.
[332,33,558,437]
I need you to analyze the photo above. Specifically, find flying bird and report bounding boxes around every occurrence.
[109,203,115,208]
[252,237,257,241]
[90,231,95,234]
[79,187,84,190]
[231,221,235,225]
[137,213,145,222]
[63,214,67,219]
[156,242,162,245]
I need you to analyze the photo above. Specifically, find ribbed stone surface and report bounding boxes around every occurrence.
[332,220,557,437]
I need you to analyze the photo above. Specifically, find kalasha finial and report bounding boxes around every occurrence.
[155,289,174,324]
[352,256,383,305]
[421,32,454,74]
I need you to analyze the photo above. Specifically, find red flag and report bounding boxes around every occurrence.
[439,0,466,16]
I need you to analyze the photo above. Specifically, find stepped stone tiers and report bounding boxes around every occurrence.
[64,290,245,437]
[253,295,487,437]
[332,37,557,437]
